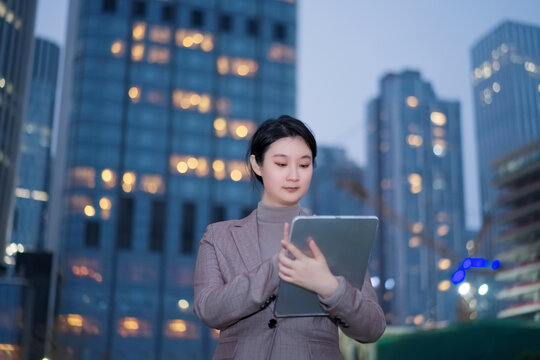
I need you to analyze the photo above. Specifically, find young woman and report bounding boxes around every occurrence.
[194,115,385,359]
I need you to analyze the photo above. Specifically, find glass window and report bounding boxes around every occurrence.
[150,199,165,252]
[116,196,134,249]
[85,220,100,247]
[181,202,196,254]
[219,14,232,32]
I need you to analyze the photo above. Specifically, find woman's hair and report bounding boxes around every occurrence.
[247,115,317,184]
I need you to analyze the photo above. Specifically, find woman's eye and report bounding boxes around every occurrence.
[276,163,287,167]
[300,164,311,168]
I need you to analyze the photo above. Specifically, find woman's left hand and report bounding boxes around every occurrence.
[278,235,339,298]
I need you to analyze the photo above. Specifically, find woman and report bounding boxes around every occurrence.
[194,115,385,359]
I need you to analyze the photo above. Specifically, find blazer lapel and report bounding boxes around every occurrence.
[231,210,261,271]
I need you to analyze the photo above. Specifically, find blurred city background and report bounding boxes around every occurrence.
[0,0,539,359]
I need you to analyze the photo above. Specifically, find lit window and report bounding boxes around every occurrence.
[177,299,190,310]
[5,10,13,23]
[172,90,211,113]
[430,112,446,126]
[69,195,92,213]
[69,167,96,188]
[31,190,48,202]
[99,197,112,210]
[437,224,449,237]
[122,171,136,193]
[214,117,227,137]
[230,120,255,140]
[118,317,152,338]
[406,134,423,147]
[267,44,295,63]
[170,155,209,177]
[408,236,421,248]
[101,169,117,188]
[500,43,508,53]
[432,139,447,157]
[482,61,492,78]
[492,61,500,71]
[438,280,451,292]
[411,222,423,234]
[147,46,170,64]
[217,56,258,77]
[437,258,451,270]
[15,188,30,198]
[406,96,418,108]
[212,159,226,180]
[165,319,198,339]
[432,127,445,138]
[524,61,537,73]
[408,173,422,194]
[149,25,171,43]
[0,3,6,18]
[141,174,164,194]
[175,29,214,51]
[132,22,146,41]
[128,86,141,102]
[84,205,96,217]
[228,161,249,182]
[111,40,124,57]
[131,44,145,61]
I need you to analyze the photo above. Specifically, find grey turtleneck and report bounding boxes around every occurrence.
[256,202,301,261]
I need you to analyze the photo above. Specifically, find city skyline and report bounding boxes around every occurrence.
[35,1,540,230]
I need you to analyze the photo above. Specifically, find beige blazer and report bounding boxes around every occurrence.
[194,210,386,360]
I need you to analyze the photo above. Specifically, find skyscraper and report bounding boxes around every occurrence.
[471,20,540,258]
[366,70,466,325]
[53,0,296,358]
[0,0,38,261]
[11,38,60,252]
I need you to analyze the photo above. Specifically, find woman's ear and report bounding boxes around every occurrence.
[250,154,262,176]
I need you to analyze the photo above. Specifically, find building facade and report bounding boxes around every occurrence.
[305,146,366,217]
[492,139,540,321]
[366,70,466,326]
[54,0,296,359]
[0,0,38,261]
[11,38,60,252]
[471,20,540,258]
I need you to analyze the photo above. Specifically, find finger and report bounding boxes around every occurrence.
[283,222,290,241]
[281,239,306,260]
[278,249,295,269]
[308,238,324,260]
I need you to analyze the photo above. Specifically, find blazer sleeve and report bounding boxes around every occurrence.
[193,225,280,330]
[319,270,386,343]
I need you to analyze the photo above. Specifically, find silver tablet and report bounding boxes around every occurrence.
[274,215,379,317]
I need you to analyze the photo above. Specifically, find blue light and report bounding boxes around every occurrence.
[462,258,472,269]
[451,269,466,284]
[491,260,501,270]
[471,258,488,268]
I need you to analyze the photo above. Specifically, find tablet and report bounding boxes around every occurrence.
[274,215,379,317]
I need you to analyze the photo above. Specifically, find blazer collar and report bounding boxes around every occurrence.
[231,209,261,271]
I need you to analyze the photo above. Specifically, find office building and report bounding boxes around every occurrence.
[366,70,466,325]
[11,38,60,252]
[471,20,540,258]
[0,0,38,262]
[492,139,540,321]
[53,0,296,358]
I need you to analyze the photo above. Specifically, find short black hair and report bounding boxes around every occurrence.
[247,115,317,184]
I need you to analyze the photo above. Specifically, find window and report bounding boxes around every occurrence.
[85,221,100,247]
[181,202,196,254]
[219,15,232,32]
[116,197,134,249]
[102,0,116,12]
[161,4,175,22]
[191,10,205,27]
[150,199,165,252]
[273,23,286,42]
[133,1,147,18]
[246,19,259,36]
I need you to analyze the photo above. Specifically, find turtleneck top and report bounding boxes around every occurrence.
[256,202,301,261]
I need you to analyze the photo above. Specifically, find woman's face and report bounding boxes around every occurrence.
[251,136,313,207]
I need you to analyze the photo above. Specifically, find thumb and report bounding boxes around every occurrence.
[308,237,324,260]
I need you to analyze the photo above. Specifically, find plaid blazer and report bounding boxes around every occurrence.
[194,209,385,360]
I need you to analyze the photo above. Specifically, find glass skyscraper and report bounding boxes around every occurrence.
[0,0,38,260]
[11,38,60,252]
[471,20,540,259]
[54,0,296,358]
[366,70,466,325]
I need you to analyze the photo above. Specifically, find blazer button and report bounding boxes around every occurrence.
[268,318,277,329]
